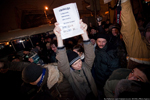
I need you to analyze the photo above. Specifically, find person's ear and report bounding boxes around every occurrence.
[30,81,37,85]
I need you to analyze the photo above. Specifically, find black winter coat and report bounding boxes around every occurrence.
[94,44,120,89]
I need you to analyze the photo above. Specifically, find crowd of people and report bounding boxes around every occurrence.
[0,0,150,100]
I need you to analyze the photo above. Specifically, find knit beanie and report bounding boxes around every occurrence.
[96,33,109,41]
[67,51,80,66]
[22,63,43,83]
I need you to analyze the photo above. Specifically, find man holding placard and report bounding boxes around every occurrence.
[54,18,98,100]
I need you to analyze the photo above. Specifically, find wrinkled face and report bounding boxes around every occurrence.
[145,29,150,43]
[71,59,82,70]
[128,68,148,83]
[51,44,57,53]
[96,38,107,49]
[112,28,119,36]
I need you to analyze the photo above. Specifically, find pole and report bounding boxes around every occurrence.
[21,40,25,48]
[10,41,16,51]
[29,36,34,47]
[92,0,97,26]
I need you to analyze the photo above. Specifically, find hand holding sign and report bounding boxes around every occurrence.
[53,22,61,38]
[54,19,88,38]
[80,19,87,33]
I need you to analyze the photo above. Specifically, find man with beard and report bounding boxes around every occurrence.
[93,33,120,99]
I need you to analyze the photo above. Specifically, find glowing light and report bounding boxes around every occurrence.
[19,40,23,43]
[45,6,48,10]
[90,12,93,16]
[4,42,9,45]
[6,42,9,45]
[105,11,109,15]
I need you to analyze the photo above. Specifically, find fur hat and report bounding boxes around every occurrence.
[115,79,150,98]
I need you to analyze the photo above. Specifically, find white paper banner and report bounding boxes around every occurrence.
[53,3,83,39]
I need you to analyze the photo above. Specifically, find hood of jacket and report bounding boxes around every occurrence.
[40,63,63,89]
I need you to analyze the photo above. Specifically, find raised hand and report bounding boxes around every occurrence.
[53,22,64,47]
[53,22,61,38]
[79,19,89,41]
[80,19,87,33]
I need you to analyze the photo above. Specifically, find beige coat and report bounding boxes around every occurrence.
[40,63,76,100]
[56,41,98,100]
[121,0,150,68]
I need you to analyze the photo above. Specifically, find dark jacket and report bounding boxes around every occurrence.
[94,44,120,89]
[56,41,98,100]
[97,25,105,34]
[108,34,127,68]
[104,68,131,98]
[3,62,76,100]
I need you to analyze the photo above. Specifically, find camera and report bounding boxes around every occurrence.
[97,16,103,22]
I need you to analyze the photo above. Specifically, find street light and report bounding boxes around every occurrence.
[44,6,48,10]
[44,6,51,24]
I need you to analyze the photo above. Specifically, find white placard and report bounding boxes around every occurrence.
[53,3,84,39]
[104,0,112,4]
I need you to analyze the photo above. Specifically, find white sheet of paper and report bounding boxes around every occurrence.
[104,0,112,4]
[53,3,84,39]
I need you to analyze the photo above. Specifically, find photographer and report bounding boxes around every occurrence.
[96,16,106,34]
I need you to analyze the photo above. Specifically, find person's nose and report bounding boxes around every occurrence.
[52,48,54,51]
[128,76,137,81]
[78,62,82,67]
